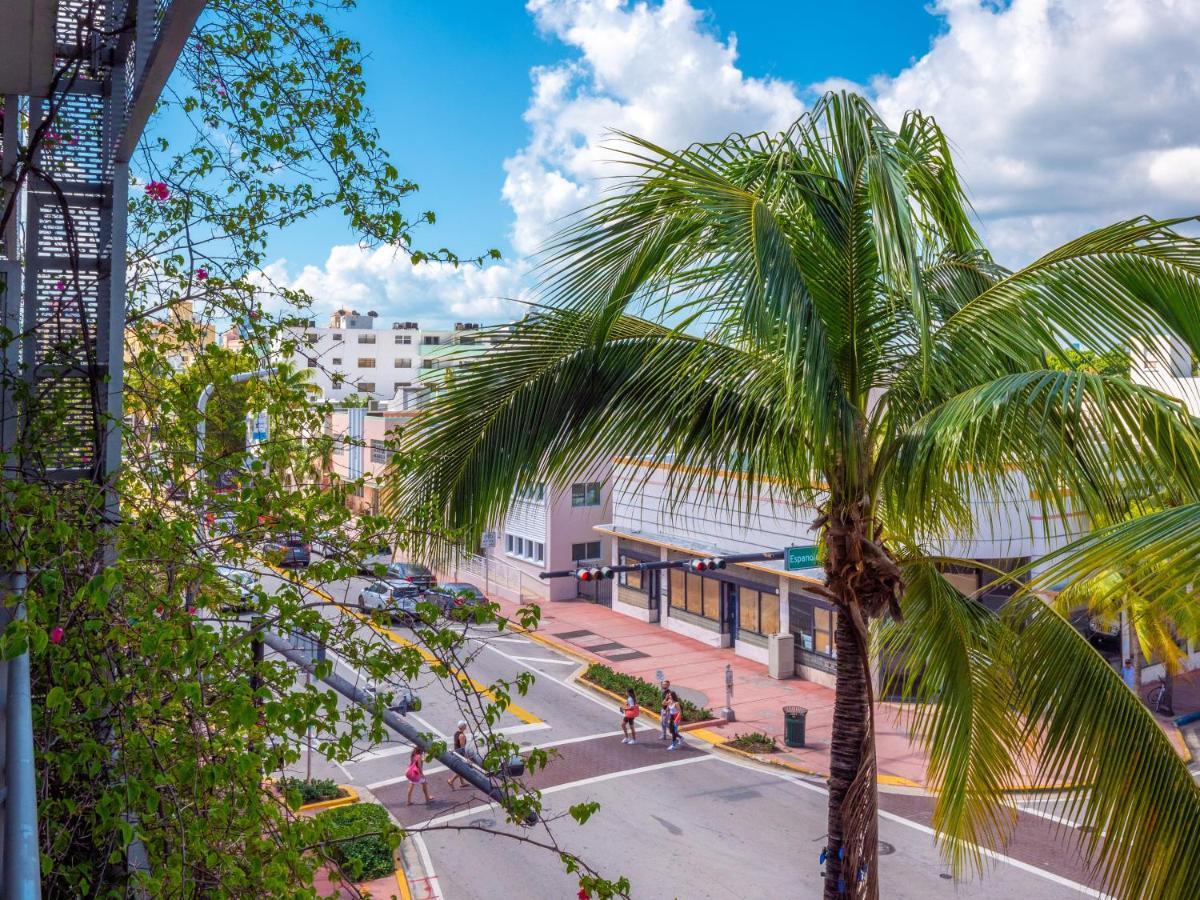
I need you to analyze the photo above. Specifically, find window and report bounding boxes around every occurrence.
[505,534,514,553]
[303,333,319,345]
[738,588,780,637]
[394,358,412,368]
[332,439,345,457]
[395,334,412,345]
[332,374,344,387]
[571,541,601,561]
[357,358,376,368]
[370,440,388,464]
[422,335,441,345]
[618,555,643,590]
[516,482,545,502]
[305,357,317,368]
[331,357,342,365]
[571,482,601,507]
[534,542,544,563]
[357,382,375,393]
[358,333,376,344]
[813,607,836,656]
[332,333,343,341]
[669,569,720,621]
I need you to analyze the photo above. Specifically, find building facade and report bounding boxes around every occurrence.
[278,313,499,405]
[602,457,1083,686]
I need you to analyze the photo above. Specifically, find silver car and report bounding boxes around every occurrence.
[357,579,421,625]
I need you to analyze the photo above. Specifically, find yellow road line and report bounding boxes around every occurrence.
[264,562,541,726]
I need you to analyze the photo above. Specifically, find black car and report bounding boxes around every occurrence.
[385,562,435,590]
[264,532,311,568]
[426,583,489,615]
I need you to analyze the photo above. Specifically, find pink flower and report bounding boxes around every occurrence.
[54,280,65,292]
[144,180,170,202]
[578,891,590,900]
[49,626,64,645]
[195,267,208,281]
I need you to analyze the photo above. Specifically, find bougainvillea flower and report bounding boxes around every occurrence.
[195,267,208,281]
[144,180,170,202]
[49,626,64,645]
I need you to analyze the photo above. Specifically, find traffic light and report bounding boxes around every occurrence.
[688,557,726,572]
[575,567,614,582]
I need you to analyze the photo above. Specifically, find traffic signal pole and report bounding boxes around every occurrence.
[539,549,786,582]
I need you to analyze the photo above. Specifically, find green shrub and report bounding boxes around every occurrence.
[279,777,344,808]
[727,731,778,753]
[581,663,713,723]
[316,802,397,882]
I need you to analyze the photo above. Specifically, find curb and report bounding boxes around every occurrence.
[572,672,720,731]
[298,785,360,813]
[394,862,413,900]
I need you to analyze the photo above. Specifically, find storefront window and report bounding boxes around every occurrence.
[760,593,780,635]
[669,568,686,610]
[739,592,759,633]
[813,607,836,656]
[619,555,643,590]
[702,575,720,620]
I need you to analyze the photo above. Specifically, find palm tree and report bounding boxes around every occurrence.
[387,93,1200,898]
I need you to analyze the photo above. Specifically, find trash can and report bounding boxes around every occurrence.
[783,706,807,748]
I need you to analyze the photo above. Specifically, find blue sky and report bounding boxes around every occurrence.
[252,1,1200,327]
[273,0,946,267]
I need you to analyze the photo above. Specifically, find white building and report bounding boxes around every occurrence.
[1131,334,1200,415]
[601,456,1083,685]
[278,311,494,405]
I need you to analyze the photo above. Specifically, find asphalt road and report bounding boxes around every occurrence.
[247,563,1107,899]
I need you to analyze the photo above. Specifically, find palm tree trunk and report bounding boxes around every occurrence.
[824,609,878,900]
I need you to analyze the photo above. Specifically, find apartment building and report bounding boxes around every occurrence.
[601,457,1082,685]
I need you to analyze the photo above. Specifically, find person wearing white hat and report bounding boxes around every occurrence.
[447,720,470,789]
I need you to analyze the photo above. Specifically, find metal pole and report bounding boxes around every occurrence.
[4,570,41,900]
[196,368,276,542]
[259,631,535,822]
[305,668,313,781]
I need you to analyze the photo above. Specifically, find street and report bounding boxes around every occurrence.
[253,564,1107,899]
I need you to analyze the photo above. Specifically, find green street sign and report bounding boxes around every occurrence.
[785,545,819,571]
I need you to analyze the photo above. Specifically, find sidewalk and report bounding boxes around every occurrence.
[494,596,930,786]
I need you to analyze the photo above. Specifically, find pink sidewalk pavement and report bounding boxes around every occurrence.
[496,596,931,786]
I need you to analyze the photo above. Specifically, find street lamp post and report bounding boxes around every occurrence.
[195,367,276,543]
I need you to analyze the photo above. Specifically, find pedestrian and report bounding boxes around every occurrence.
[406,746,432,805]
[1122,657,1136,689]
[665,691,683,750]
[447,720,469,789]
[659,678,672,740]
[620,688,640,744]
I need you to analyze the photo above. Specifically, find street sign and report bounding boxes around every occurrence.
[481,530,497,550]
[655,669,664,683]
[785,545,819,571]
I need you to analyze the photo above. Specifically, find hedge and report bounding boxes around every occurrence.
[317,802,397,882]
[581,663,713,723]
[279,777,344,808]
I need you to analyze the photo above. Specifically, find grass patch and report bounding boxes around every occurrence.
[727,731,778,753]
[581,663,713,723]
[316,802,397,882]
[280,777,346,808]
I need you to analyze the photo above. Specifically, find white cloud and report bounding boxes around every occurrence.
[273,0,1200,326]
[870,0,1200,262]
[263,246,530,328]
[503,0,804,255]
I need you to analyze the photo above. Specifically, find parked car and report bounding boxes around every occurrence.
[216,565,257,613]
[385,561,435,590]
[263,532,311,568]
[1086,613,1121,648]
[356,545,394,576]
[426,583,489,615]
[357,580,422,625]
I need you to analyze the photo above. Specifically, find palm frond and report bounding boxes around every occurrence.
[1003,593,1200,898]
[878,559,1020,874]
